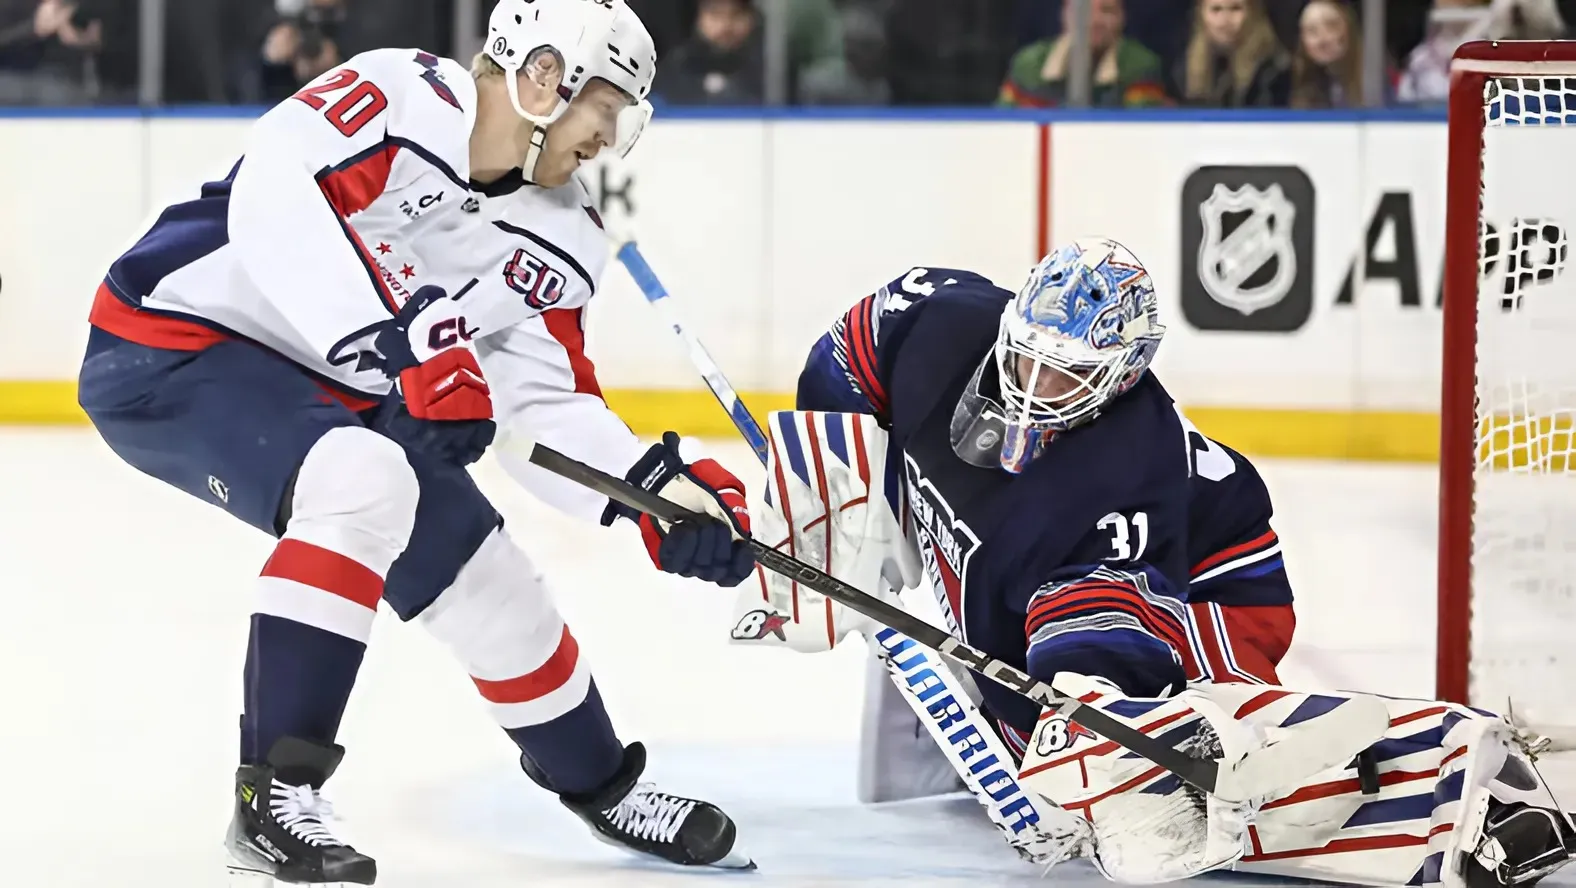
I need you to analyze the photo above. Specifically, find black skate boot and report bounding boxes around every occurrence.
[523,742,754,870]
[1462,801,1576,887]
[225,736,377,885]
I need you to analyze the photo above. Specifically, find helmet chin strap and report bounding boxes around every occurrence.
[503,68,561,184]
[521,123,549,183]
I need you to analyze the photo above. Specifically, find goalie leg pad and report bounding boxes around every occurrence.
[1241,700,1575,888]
[1018,675,1392,884]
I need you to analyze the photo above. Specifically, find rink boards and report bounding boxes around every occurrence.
[0,109,1466,460]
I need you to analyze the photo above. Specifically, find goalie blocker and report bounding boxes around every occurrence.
[731,410,1576,887]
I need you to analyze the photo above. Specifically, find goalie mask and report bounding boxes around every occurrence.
[953,239,1164,474]
[485,0,656,180]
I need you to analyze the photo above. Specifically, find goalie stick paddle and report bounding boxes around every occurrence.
[502,434,1241,801]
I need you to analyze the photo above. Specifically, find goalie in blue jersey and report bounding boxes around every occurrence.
[729,238,1576,887]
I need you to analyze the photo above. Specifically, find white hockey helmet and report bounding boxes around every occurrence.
[485,0,656,171]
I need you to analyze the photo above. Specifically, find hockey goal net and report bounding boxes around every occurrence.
[1440,41,1576,730]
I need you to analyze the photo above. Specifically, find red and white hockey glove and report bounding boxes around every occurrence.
[601,431,755,586]
[374,285,495,465]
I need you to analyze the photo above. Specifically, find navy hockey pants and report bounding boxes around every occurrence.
[76,326,499,620]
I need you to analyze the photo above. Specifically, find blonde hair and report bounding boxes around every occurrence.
[1183,0,1282,102]
[472,51,505,80]
[1290,0,1363,108]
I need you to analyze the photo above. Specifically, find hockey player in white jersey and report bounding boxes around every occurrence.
[76,2,757,884]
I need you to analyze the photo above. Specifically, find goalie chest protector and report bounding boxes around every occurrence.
[876,287,1193,737]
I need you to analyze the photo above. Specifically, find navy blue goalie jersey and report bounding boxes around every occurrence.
[798,267,1295,752]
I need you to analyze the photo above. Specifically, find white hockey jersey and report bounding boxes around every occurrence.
[93,48,482,392]
[89,48,645,522]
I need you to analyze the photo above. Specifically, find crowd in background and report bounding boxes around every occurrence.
[1,0,1574,108]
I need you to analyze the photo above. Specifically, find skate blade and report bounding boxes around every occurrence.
[227,861,354,887]
[709,846,757,871]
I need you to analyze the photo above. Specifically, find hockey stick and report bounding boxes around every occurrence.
[616,243,769,460]
[497,431,1356,805]
[616,241,1079,860]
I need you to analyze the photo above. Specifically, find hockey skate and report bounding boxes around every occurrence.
[1461,801,1576,887]
[524,741,755,869]
[226,736,376,886]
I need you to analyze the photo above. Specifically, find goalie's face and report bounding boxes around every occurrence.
[1011,353,1102,406]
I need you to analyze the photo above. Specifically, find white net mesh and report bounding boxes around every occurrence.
[1470,75,1576,728]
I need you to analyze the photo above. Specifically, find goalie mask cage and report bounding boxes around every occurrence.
[1439,41,1576,730]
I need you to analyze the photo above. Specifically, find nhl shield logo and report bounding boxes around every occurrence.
[1180,165,1314,333]
[1197,183,1297,315]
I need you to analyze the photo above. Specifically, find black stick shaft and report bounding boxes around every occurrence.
[521,440,1219,796]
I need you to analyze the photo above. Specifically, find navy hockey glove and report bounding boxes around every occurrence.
[374,285,495,466]
[601,431,755,587]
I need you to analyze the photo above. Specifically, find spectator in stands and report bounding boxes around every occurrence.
[246,0,347,104]
[799,2,890,105]
[786,0,847,101]
[1178,0,1290,107]
[656,0,764,105]
[1289,0,1364,107]
[1012,0,1193,76]
[1398,0,1492,103]
[997,0,1167,108]
[0,0,103,104]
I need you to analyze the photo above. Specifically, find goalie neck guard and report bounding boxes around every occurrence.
[484,0,656,178]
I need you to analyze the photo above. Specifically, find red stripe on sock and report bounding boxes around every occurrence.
[260,539,383,609]
[471,626,581,704]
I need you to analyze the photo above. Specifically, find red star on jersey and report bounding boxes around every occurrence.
[377,243,391,254]
[759,612,790,641]
[400,264,416,279]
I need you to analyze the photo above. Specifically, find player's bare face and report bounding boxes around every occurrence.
[534,80,634,188]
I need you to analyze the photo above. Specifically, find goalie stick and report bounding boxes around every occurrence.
[498,431,1380,805]
[616,241,1079,861]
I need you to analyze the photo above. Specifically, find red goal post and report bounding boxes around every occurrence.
[1439,41,1576,729]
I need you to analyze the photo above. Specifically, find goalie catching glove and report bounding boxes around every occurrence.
[729,410,922,651]
[602,431,754,587]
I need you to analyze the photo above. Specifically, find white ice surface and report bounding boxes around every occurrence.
[1,430,1573,886]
